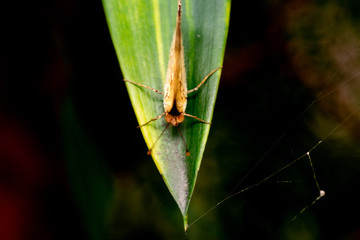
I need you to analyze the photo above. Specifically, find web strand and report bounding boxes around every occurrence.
[186,84,360,232]
[186,106,360,231]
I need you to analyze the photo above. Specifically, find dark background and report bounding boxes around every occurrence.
[1,0,360,239]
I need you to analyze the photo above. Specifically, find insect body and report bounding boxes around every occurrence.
[124,0,222,155]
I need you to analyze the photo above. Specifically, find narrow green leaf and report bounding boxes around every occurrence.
[103,0,230,225]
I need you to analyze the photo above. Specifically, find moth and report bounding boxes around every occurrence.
[124,0,222,155]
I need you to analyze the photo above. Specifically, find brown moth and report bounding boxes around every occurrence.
[124,0,222,155]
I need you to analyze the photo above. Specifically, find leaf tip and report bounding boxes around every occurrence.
[183,214,188,232]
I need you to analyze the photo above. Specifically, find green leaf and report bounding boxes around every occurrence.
[103,0,230,227]
[62,97,113,240]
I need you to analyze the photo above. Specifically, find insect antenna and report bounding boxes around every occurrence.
[177,126,190,156]
[147,123,170,155]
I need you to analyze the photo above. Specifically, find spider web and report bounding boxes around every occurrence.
[186,4,360,235]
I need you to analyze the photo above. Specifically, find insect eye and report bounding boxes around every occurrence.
[177,114,185,123]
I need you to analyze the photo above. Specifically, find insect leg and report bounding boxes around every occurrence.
[183,113,211,125]
[124,79,164,95]
[187,66,222,94]
[137,112,166,128]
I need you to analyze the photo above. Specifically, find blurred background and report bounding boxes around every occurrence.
[1,0,360,239]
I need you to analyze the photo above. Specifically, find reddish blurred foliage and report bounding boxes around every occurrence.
[0,115,50,240]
